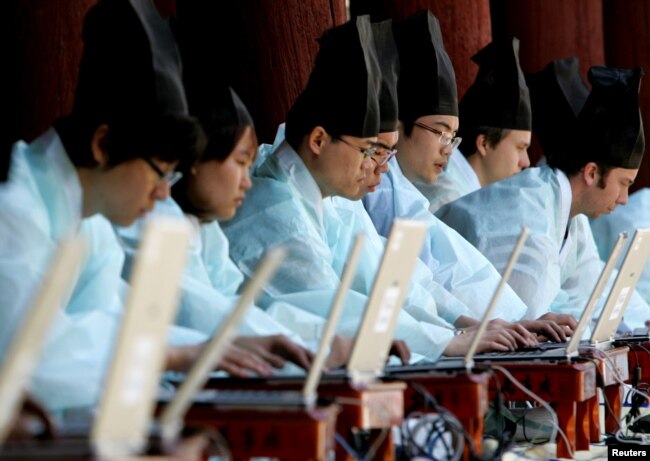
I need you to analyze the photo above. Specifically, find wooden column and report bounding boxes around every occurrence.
[178,0,347,144]
[350,0,492,99]
[602,0,650,190]
[491,0,605,165]
[2,0,96,180]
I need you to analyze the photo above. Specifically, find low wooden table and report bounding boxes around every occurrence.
[578,345,630,438]
[188,377,406,461]
[388,369,490,458]
[487,360,597,459]
[184,403,339,461]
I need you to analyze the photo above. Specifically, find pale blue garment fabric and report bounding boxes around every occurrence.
[0,129,205,413]
[435,166,649,329]
[362,156,528,322]
[415,148,481,213]
[222,137,456,360]
[115,198,306,344]
[0,129,121,412]
[591,188,650,304]
[327,197,479,326]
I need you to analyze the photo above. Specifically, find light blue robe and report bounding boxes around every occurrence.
[222,139,456,360]
[0,129,206,414]
[435,166,649,328]
[591,189,650,304]
[414,149,480,213]
[362,157,528,322]
[0,129,121,412]
[115,198,306,344]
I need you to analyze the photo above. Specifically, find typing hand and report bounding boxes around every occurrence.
[444,329,524,355]
[519,318,569,342]
[234,334,314,371]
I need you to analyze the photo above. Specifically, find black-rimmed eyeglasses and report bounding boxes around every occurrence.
[413,122,462,150]
[333,136,378,159]
[142,157,183,187]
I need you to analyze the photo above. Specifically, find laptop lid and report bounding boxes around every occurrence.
[562,232,628,354]
[464,228,529,369]
[302,234,365,402]
[346,219,428,385]
[91,217,191,460]
[590,228,650,345]
[157,246,286,443]
[0,236,86,445]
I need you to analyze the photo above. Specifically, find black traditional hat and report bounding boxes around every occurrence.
[286,16,381,141]
[194,86,255,160]
[372,19,400,133]
[72,0,188,127]
[392,10,458,121]
[459,38,531,132]
[525,57,589,160]
[576,66,645,169]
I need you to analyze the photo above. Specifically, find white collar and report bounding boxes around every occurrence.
[275,140,324,227]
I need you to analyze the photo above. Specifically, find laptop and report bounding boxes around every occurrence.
[386,227,530,373]
[0,217,193,459]
[90,217,193,459]
[0,236,87,445]
[318,219,429,386]
[158,234,365,426]
[474,230,636,362]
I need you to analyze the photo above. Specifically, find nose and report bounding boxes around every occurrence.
[617,188,629,206]
[377,160,389,175]
[441,144,453,157]
[153,181,171,200]
[520,151,531,169]
[242,170,253,191]
[362,157,374,172]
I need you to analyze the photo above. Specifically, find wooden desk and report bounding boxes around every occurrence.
[188,378,405,461]
[184,403,338,461]
[487,360,597,459]
[578,346,629,437]
[388,370,489,457]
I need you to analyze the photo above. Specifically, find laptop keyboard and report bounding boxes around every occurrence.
[208,389,306,407]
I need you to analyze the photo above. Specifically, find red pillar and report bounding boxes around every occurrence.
[491,0,605,164]
[351,0,493,100]
[3,0,96,179]
[602,0,650,190]
[179,0,347,144]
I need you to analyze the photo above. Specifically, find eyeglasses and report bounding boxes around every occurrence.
[413,122,462,150]
[142,157,183,187]
[371,143,398,166]
[333,136,378,159]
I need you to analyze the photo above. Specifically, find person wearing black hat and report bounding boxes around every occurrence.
[437,66,648,327]
[0,0,264,415]
[418,38,533,213]
[360,11,570,341]
[221,16,499,362]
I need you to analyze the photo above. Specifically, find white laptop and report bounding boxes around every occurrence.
[174,234,368,415]
[387,227,530,372]
[322,219,429,386]
[474,230,633,362]
[156,244,291,442]
[91,217,192,459]
[592,228,650,345]
[0,236,87,445]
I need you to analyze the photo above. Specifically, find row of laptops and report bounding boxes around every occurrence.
[0,216,431,458]
[3,214,649,458]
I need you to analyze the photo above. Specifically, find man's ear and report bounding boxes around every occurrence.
[582,162,599,187]
[307,126,328,156]
[90,124,110,167]
[475,134,489,158]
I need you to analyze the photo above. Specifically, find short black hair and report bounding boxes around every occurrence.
[54,113,202,172]
[458,126,510,158]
